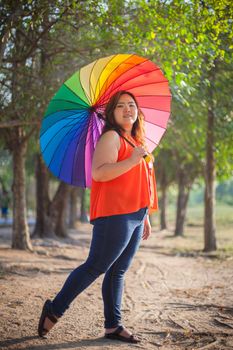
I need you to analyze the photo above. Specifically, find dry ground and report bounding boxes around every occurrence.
[0,222,233,350]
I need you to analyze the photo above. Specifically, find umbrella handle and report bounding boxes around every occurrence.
[143,154,152,163]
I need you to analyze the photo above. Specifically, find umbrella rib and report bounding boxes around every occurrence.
[71,113,91,187]
[144,120,167,130]
[41,110,87,137]
[43,111,88,162]
[92,113,103,142]
[42,118,81,155]
[95,101,171,114]
[86,114,103,145]
[96,62,149,103]
[70,112,102,186]
[77,113,98,186]
[105,77,169,101]
[57,110,96,184]
[145,135,158,146]
[141,106,171,113]
[56,115,89,181]
[95,54,148,103]
[80,114,99,151]
[43,109,81,121]
[98,63,160,104]
[79,73,92,105]
[64,83,90,107]
[147,130,168,147]
[44,101,88,118]
[87,116,97,186]
[94,54,135,103]
[92,113,104,143]
[135,94,172,98]
[102,68,165,102]
[88,57,104,104]
[48,119,88,173]
[51,98,89,108]
[131,79,169,86]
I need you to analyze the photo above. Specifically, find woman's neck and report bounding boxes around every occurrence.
[123,127,133,136]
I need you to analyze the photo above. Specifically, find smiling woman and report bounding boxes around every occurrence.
[102,90,146,148]
[114,94,137,127]
[38,90,158,344]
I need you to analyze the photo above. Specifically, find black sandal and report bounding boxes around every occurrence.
[38,299,58,337]
[105,325,140,344]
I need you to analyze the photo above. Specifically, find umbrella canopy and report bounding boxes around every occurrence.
[40,53,171,187]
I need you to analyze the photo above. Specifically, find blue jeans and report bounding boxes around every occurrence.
[51,207,147,328]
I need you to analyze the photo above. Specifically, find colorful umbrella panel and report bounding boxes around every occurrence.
[40,54,171,187]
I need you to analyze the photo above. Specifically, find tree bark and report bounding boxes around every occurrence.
[174,170,191,237]
[33,154,54,237]
[11,130,32,250]
[32,14,57,238]
[80,188,88,223]
[50,182,70,237]
[204,94,217,251]
[158,163,168,230]
[69,187,79,228]
[8,28,32,250]
[160,184,167,230]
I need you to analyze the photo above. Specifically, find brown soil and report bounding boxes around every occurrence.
[0,223,233,350]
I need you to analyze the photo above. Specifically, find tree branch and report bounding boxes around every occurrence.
[0,120,40,129]
[21,125,38,145]
[2,5,70,64]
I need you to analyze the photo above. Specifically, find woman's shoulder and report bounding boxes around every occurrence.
[101,129,120,139]
[99,130,121,147]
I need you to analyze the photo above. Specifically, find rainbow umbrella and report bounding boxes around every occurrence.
[40,54,171,187]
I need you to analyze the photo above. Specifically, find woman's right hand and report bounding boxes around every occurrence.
[129,146,147,166]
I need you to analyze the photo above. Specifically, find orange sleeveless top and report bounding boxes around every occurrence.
[90,135,158,221]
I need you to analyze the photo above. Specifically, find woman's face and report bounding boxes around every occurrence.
[113,94,138,131]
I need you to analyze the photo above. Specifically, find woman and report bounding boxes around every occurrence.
[38,90,158,343]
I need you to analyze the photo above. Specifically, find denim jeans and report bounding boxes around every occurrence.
[51,207,147,328]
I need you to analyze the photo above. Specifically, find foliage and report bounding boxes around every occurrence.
[216,179,233,205]
[0,0,232,214]
[0,149,12,191]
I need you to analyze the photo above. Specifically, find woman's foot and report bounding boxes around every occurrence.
[105,326,132,337]
[38,299,59,337]
[105,325,140,343]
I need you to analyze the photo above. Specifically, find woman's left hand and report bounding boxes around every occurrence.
[142,215,151,240]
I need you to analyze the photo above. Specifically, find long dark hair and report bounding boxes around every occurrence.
[102,90,146,146]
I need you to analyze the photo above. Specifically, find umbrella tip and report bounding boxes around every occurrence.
[89,107,105,120]
[97,112,105,120]
[89,106,96,112]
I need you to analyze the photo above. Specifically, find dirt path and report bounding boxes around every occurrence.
[0,223,233,350]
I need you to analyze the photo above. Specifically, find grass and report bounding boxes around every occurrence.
[150,203,233,259]
[151,203,233,228]
[187,203,233,227]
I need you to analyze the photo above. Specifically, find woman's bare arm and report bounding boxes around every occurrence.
[92,130,145,182]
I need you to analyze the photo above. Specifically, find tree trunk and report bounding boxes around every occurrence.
[160,185,167,230]
[80,188,88,223]
[12,133,32,250]
[204,98,217,251]
[50,182,70,237]
[175,171,191,237]
[69,187,79,228]
[33,154,54,237]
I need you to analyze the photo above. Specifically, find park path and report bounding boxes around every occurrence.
[0,223,233,350]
